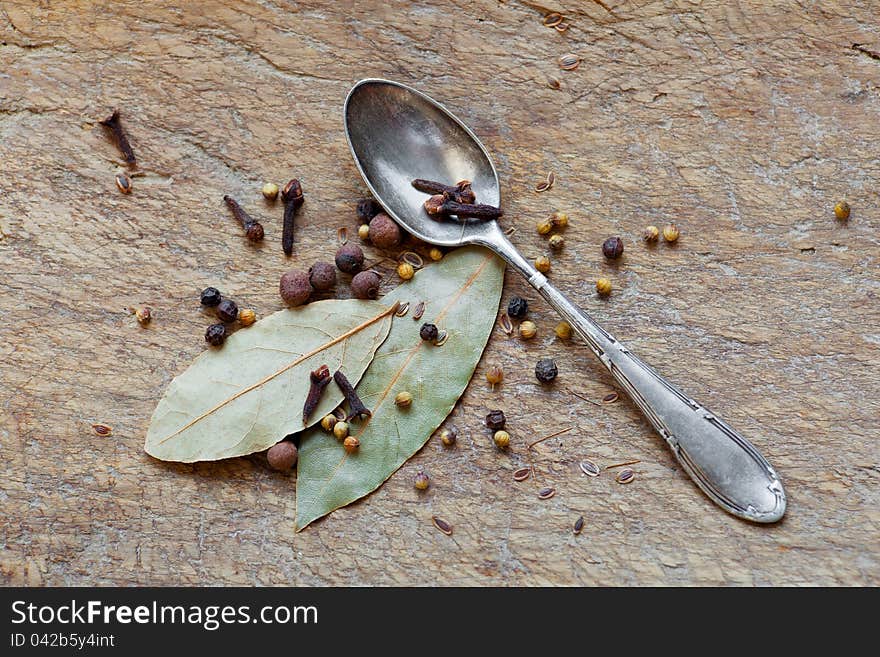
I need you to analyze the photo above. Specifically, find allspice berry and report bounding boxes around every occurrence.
[351,270,382,300]
[397,262,415,281]
[333,421,349,440]
[519,320,537,339]
[279,270,313,306]
[368,213,402,249]
[493,430,510,449]
[428,247,444,261]
[321,414,338,432]
[395,391,413,408]
[261,182,279,201]
[602,236,624,259]
[335,243,365,273]
[358,224,370,241]
[833,201,850,221]
[535,256,551,273]
[555,321,572,339]
[267,441,298,471]
[439,426,457,446]
[596,278,612,296]
[343,435,359,453]
[308,261,337,291]
[414,469,430,490]
[238,308,256,326]
[662,223,680,243]
[644,225,660,242]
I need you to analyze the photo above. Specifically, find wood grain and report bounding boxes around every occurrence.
[1,0,878,586]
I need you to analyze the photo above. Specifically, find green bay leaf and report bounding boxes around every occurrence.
[145,299,395,463]
[296,246,504,530]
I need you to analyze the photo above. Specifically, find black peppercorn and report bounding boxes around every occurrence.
[335,244,365,274]
[205,323,226,346]
[507,296,529,319]
[200,287,222,307]
[602,236,624,259]
[486,409,506,430]
[216,299,238,323]
[419,322,439,342]
[357,198,382,224]
[535,358,558,383]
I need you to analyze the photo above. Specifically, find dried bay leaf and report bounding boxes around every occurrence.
[144,299,395,463]
[295,247,504,530]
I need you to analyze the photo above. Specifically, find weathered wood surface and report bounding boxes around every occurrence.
[1,0,878,586]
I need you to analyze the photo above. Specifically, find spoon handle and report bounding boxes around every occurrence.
[491,241,786,522]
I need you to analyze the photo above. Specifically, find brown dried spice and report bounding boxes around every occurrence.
[602,392,619,404]
[432,516,453,536]
[513,467,532,482]
[538,487,556,500]
[412,301,425,321]
[535,171,555,193]
[616,468,636,484]
[91,423,113,436]
[579,460,600,477]
[573,516,585,535]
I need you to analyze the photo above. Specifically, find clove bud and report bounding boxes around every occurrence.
[223,195,264,242]
[281,179,304,256]
[411,178,476,204]
[99,109,137,168]
[303,365,331,424]
[423,195,503,221]
[333,370,371,421]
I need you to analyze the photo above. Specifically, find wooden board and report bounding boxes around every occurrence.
[1,0,878,586]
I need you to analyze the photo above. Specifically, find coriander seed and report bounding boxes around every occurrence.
[519,320,537,339]
[238,308,256,326]
[486,364,504,387]
[397,262,415,281]
[644,225,660,242]
[662,223,680,242]
[333,421,349,440]
[535,255,551,273]
[535,358,558,383]
[428,247,443,261]
[395,391,413,408]
[135,305,152,325]
[321,414,338,432]
[343,435,360,453]
[493,430,510,449]
[550,211,568,229]
[204,323,227,347]
[602,236,624,259]
[554,321,572,339]
[833,201,850,221]
[261,182,279,201]
[486,409,506,430]
[549,234,565,250]
[536,218,553,235]
[358,224,370,241]
[440,426,457,446]
[414,469,430,490]
[596,278,612,296]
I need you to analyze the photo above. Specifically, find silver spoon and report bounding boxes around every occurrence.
[344,78,786,523]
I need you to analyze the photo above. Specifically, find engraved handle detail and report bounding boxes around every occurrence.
[487,236,786,523]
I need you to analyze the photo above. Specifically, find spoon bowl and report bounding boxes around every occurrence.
[344,79,505,247]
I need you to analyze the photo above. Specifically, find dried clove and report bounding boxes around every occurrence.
[281,179,304,256]
[333,369,371,421]
[99,109,137,167]
[411,178,476,204]
[423,195,503,220]
[223,195,264,242]
[303,365,332,424]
